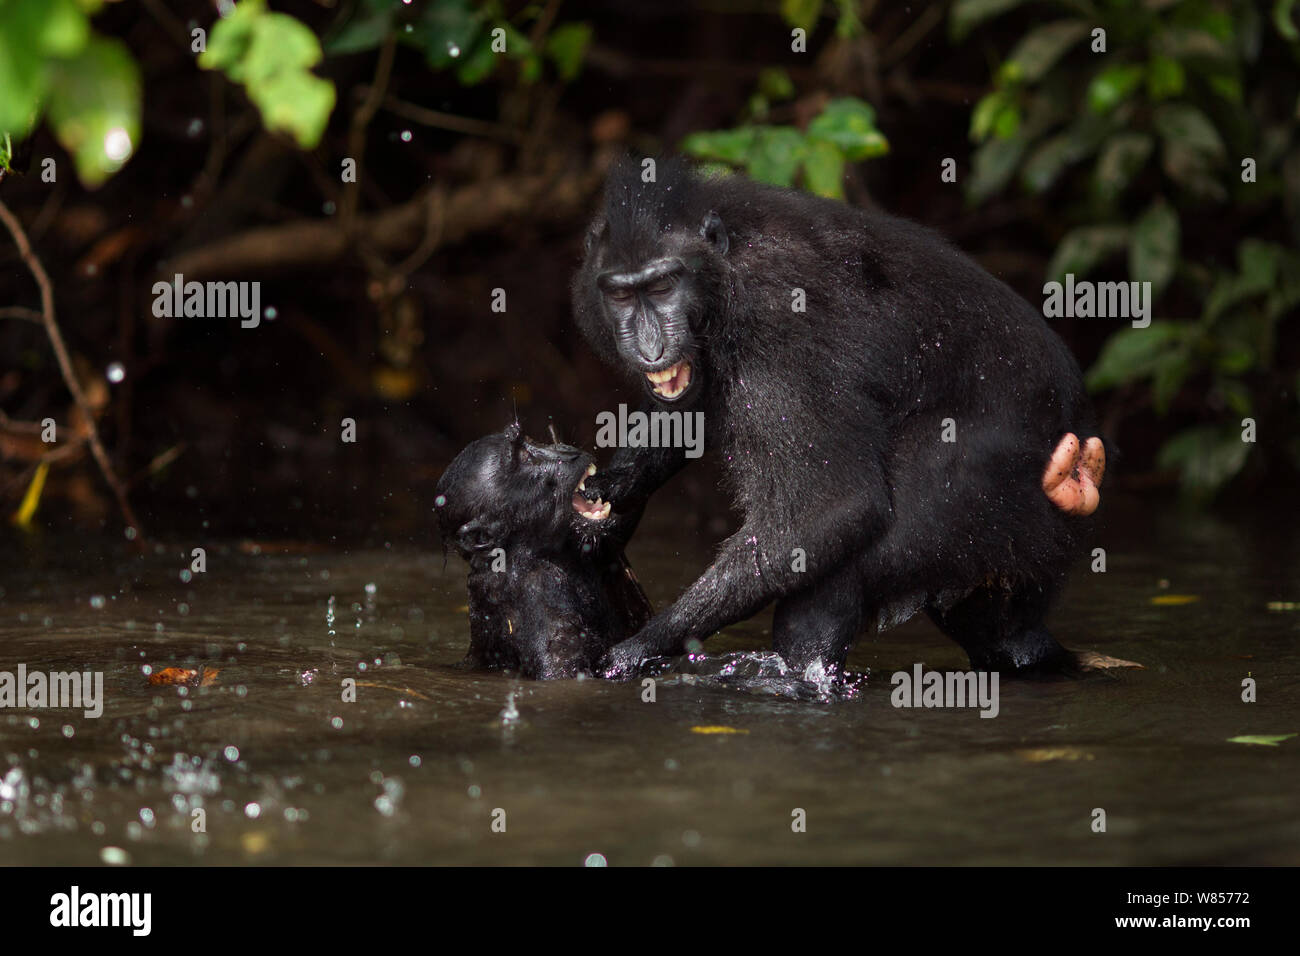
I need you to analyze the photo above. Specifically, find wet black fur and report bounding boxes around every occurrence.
[572,157,1100,677]
[435,423,652,679]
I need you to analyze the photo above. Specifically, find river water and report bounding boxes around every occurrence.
[1,494,1296,865]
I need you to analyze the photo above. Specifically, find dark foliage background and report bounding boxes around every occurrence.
[1,0,1296,544]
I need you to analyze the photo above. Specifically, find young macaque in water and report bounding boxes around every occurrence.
[434,423,652,679]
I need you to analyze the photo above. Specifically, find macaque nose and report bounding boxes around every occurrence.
[635,316,664,363]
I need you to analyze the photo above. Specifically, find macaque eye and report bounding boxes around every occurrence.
[606,288,635,305]
[646,280,675,298]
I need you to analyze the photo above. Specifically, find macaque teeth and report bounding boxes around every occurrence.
[646,361,692,398]
[587,463,597,476]
[574,496,611,520]
[577,478,586,492]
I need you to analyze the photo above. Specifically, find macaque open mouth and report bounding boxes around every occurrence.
[646,360,692,400]
[572,462,611,520]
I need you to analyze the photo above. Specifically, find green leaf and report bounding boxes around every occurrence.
[807,98,888,160]
[757,67,795,103]
[950,0,1028,42]
[802,140,845,198]
[966,135,1026,204]
[1087,64,1144,114]
[1146,54,1185,101]
[197,0,262,76]
[0,0,95,134]
[545,22,592,82]
[1152,25,1234,65]
[0,31,47,135]
[324,0,396,55]
[1046,224,1129,284]
[1157,424,1252,497]
[1227,733,1296,746]
[414,0,483,69]
[1093,132,1154,203]
[1085,322,1187,391]
[200,1,336,149]
[746,127,807,187]
[518,52,542,85]
[1216,377,1254,415]
[1153,103,1227,160]
[247,69,335,149]
[1003,20,1090,84]
[34,0,90,57]
[44,36,141,186]
[1205,240,1281,320]
[1276,0,1300,42]
[970,91,1007,142]
[781,0,822,33]
[1021,133,1074,193]
[681,127,761,165]
[1130,199,1180,297]
[455,35,498,85]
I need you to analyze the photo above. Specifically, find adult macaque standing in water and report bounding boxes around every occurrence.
[573,157,1117,680]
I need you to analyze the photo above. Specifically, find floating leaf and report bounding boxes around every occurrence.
[1227,734,1296,746]
[690,725,749,735]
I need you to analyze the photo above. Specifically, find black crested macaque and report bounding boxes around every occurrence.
[574,157,1119,680]
[435,423,652,679]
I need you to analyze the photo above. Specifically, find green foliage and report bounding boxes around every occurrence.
[681,97,888,198]
[327,0,592,87]
[778,0,865,38]
[957,0,1300,499]
[199,0,335,149]
[0,0,141,186]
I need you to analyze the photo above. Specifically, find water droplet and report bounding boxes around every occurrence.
[104,128,133,163]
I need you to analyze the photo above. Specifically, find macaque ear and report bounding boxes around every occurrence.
[455,517,504,554]
[584,216,608,256]
[699,210,728,255]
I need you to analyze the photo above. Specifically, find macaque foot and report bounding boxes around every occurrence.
[1071,649,1144,672]
[1042,432,1106,515]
